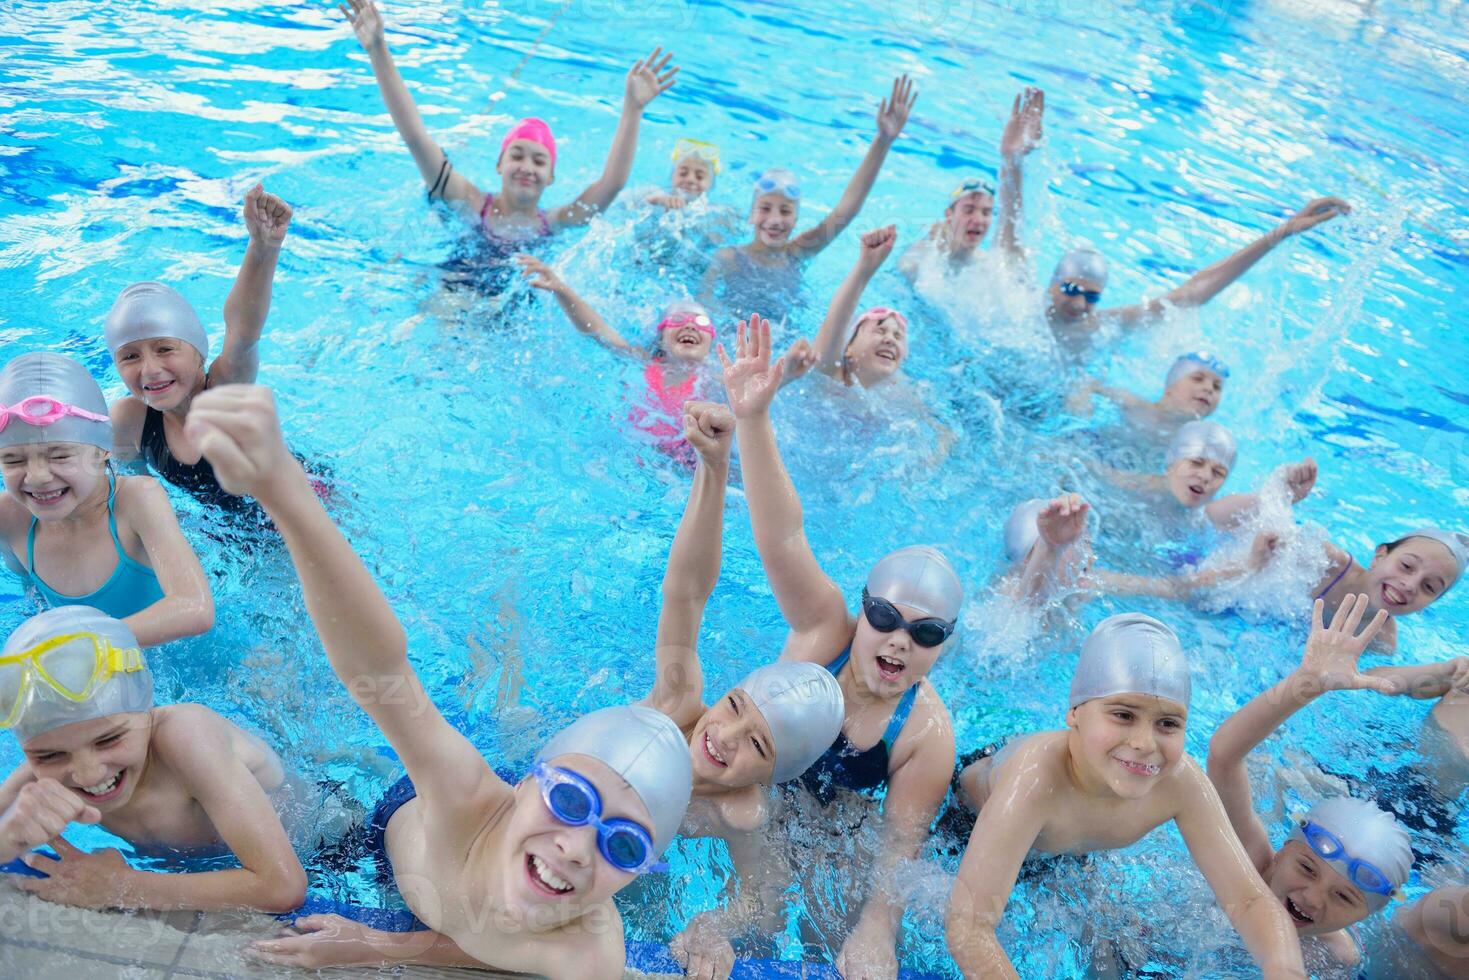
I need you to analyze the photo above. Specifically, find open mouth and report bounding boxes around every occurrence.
[526,854,575,897]
[701,730,728,768]
[27,487,69,506]
[875,655,905,681]
[1381,583,1407,608]
[1193,396,1213,409]
[77,770,126,803]
[1113,756,1161,778]
[874,347,898,362]
[142,379,175,395]
[676,331,703,348]
[1188,483,1206,497]
[1284,897,1313,928]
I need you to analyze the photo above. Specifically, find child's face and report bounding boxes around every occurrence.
[658,323,713,363]
[687,690,776,788]
[1,442,109,520]
[851,600,945,698]
[1264,840,1372,936]
[944,192,994,250]
[1165,456,1229,508]
[844,315,908,385]
[749,192,797,247]
[22,712,152,813]
[1366,539,1458,615]
[1047,277,1103,322]
[1161,370,1224,417]
[1066,694,1186,799]
[672,159,713,197]
[115,338,205,411]
[497,140,554,195]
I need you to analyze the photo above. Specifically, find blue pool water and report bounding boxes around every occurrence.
[1,0,1466,975]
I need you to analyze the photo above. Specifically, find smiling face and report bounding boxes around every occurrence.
[1161,369,1224,417]
[497,139,555,200]
[501,755,648,920]
[1365,538,1458,616]
[657,321,714,364]
[1164,456,1229,508]
[1046,276,1104,323]
[749,192,797,247]
[850,600,946,699]
[114,338,205,411]
[22,711,152,812]
[672,158,713,197]
[1,442,109,520]
[1264,840,1371,936]
[1066,694,1187,800]
[687,690,776,789]
[844,315,908,386]
[943,191,994,253]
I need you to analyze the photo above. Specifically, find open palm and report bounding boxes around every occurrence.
[625,47,678,108]
[719,315,784,419]
[1298,595,1393,693]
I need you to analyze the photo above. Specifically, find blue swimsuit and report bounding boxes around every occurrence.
[798,647,918,805]
[25,470,164,619]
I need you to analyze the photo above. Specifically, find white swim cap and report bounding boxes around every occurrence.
[1051,248,1109,287]
[735,662,845,783]
[1166,419,1237,471]
[1403,529,1468,589]
[3,607,153,745]
[1290,797,1412,913]
[1003,498,1048,563]
[865,545,964,623]
[104,282,209,363]
[1069,613,1190,711]
[536,705,692,853]
[0,353,112,452]
[1165,352,1231,388]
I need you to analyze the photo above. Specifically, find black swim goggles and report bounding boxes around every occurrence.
[1059,281,1103,304]
[860,588,955,648]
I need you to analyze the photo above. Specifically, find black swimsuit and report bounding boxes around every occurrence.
[797,647,918,806]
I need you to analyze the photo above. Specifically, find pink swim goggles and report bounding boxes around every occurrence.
[655,311,715,338]
[0,396,109,433]
[854,306,909,331]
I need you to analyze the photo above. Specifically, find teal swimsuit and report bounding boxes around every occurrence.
[25,470,164,618]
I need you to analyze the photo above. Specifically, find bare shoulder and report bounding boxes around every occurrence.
[150,704,234,753]
[113,473,167,509]
[110,396,146,456]
[894,680,955,764]
[994,731,1068,784]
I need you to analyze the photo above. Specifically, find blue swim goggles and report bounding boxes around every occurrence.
[1298,819,1399,900]
[752,170,800,200]
[1059,281,1103,304]
[531,763,665,874]
[1177,351,1231,379]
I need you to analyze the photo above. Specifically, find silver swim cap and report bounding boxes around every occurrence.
[104,282,209,363]
[0,353,112,452]
[3,606,153,744]
[1403,529,1468,589]
[1165,419,1237,470]
[734,662,845,783]
[1004,499,1047,563]
[1165,352,1231,388]
[1051,248,1109,288]
[865,545,964,623]
[1069,613,1190,711]
[1289,797,1412,913]
[537,705,692,853]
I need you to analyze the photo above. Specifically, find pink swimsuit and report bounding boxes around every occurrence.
[628,361,701,465]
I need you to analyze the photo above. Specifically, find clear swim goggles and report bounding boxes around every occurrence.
[0,396,109,434]
[671,138,721,174]
[950,178,995,199]
[1298,818,1402,901]
[0,632,145,730]
[752,171,801,200]
[531,763,665,874]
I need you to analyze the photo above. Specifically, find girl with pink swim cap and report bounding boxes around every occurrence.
[341,0,677,252]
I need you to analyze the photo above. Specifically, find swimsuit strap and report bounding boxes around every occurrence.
[1315,559,1353,601]
[882,684,919,750]
[537,208,551,236]
[480,192,495,224]
[103,468,125,560]
[25,512,37,571]
[823,645,851,676]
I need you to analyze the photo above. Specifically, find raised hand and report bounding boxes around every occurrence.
[1281,196,1351,236]
[718,315,785,420]
[875,75,917,142]
[683,401,735,465]
[339,0,385,52]
[858,225,898,270]
[187,385,301,502]
[1037,493,1089,549]
[0,779,100,862]
[1000,87,1045,160]
[243,183,293,250]
[1283,457,1317,503]
[514,253,565,293]
[1296,595,1395,694]
[780,337,817,382]
[625,47,678,109]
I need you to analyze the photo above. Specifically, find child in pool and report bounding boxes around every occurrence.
[1206,596,1420,970]
[106,183,293,511]
[1045,196,1350,358]
[0,354,212,647]
[0,607,307,913]
[897,87,1045,282]
[699,76,917,327]
[646,138,722,210]
[810,225,911,389]
[340,0,676,253]
[190,384,693,976]
[1067,351,1229,436]
[945,613,1306,978]
[720,317,960,977]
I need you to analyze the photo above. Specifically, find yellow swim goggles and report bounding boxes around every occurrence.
[671,138,722,174]
[0,632,145,730]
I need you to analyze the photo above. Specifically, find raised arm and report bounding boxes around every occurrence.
[789,76,915,259]
[339,0,484,219]
[643,403,733,727]
[1014,494,1090,603]
[720,317,851,659]
[546,49,678,230]
[188,386,510,842]
[994,88,1043,265]
[1366,656,1469,700]
[1205,458,1317,529]
[516,255,640,358]
[118,477,214,646]
[1102,197,1350,327]
[811,226,895,378]
[210,185,291,387]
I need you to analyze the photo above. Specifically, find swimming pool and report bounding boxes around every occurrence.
[1,0,1466,975]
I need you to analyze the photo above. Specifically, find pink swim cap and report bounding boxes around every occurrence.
[500,117,557,171]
